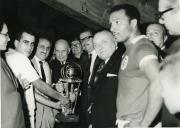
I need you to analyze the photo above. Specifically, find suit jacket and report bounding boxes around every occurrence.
[91,45,125,128]
[69,51,87,68]
[49,57,76,84]
[82,56,102,101]
[79,51,89,74]
[1,57,25,128]
[31,57,55,128]
[80,53,103,126]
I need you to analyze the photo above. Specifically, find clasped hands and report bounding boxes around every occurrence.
[54,81,76,102]
[116,119,130,128]
[18,75,70,108]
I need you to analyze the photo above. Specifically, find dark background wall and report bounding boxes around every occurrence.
[0,0,161,47]
[1,0,90,44]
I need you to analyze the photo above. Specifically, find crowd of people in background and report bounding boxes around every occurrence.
[1,0,180,128]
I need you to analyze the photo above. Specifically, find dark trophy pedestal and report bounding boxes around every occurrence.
[55,113,79,123]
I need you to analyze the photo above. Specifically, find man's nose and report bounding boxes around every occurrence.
[7,35,10,41]
[110,24,115,32]
[28,44,32,49]
[42,48,48,53]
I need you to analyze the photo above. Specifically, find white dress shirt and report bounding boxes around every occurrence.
[88,50,97,83]
[34,56,51,84]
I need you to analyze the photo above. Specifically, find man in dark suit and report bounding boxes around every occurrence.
[50,39,72,84]
[79,30,103,127]
[50,39,82,128]
[90,30,125,128]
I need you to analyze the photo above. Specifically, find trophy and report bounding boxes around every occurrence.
[55,62,82,123]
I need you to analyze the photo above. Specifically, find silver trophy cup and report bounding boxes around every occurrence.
[55,62,82,122]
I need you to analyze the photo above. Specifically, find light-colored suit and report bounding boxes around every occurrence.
[31,57,55,128]
[1,57,25,128]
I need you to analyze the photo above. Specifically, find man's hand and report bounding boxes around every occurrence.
[116,119,130,128]
[88,124,92,128]
[53,101,62,109]
[60,96,70,108]
[17,74,30,90]
[55,81,64,93]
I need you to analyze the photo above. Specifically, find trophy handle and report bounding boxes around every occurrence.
[72,83,81,114]
[63,83,69,97]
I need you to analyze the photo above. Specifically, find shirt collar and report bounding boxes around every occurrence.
[90,50,97,56]
[6,48,25,57]
[105,58,109,64]
[60,61,66,65]
[161,46,165,50]
[7,48,18,54]
[34,56,45,64]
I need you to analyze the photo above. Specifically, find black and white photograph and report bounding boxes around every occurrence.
[1,0,180,128]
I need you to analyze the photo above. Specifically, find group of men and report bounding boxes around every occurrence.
[5,30,71,128]
[1,0,180,128]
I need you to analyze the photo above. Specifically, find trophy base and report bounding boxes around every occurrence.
[55,113,79,123]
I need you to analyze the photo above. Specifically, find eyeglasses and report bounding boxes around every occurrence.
[157,8,174,19]
[0,33,9,37]
[71,43,81,48]
[38,45,50,51]
[80,36,92,42]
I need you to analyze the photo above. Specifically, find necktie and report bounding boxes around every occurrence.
[94,61,105,84]
[97,61,105,72]
[39,61,46,82]
[86,54,92,78]
[86,54,92,100]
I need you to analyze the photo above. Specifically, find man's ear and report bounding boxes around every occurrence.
[130,19,137,28]
[14,40,19,48]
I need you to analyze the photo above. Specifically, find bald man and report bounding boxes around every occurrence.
[50,39,71,83]
[50,39,83,127]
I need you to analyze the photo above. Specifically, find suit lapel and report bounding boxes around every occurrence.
[31,57,39,72]
[93,56,102,73]
[92,60,109,89]
[88,56,102,85]
[93,48,120,88]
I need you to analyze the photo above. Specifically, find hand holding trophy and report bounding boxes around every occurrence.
[55,81,64,93]
[69,92,76,102]
[55,62,82,123]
